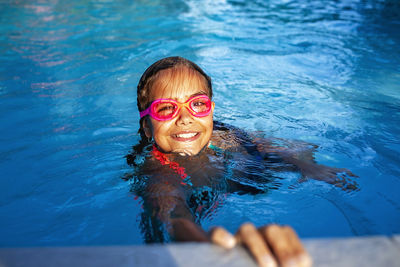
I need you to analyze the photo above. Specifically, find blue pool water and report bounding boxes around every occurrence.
[1,0,399,246]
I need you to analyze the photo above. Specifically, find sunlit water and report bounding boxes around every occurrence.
[0,0,399,246]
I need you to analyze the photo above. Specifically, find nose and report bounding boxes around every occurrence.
[176,106,194,126]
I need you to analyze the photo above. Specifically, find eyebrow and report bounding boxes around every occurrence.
[164,91,210,101]
[189,91,209,98]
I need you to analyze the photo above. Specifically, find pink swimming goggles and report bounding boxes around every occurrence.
[140,95,213,121]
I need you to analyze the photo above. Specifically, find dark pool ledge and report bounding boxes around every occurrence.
[1,235,399,267]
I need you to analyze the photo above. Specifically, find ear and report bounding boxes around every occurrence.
[142,118,152,139]
[212,101,215,112]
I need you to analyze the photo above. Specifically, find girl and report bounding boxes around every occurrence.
[126,56,356,267]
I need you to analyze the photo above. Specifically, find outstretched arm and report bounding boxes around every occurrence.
[253,137,358,191]
[211,121,358,191]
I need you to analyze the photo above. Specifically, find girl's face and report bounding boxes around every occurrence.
[143,67,214,156]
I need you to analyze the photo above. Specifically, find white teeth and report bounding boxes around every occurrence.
[176,133,197,138]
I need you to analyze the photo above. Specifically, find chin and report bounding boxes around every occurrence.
[171,147,197,156]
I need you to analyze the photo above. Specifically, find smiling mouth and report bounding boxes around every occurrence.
[172,132,200,141]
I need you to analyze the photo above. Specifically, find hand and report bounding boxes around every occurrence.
[297,161,359,191]
[171,219,312,267]
[210,223,312,267]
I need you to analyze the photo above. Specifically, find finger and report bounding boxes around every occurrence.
[346,180,359,191]
[282,226,312,267]
[337,168,358,178]
[237,223,277,267]
[260,224,292,266]
[209,227,236,249]
[261,225,312,267]
[346,170,358,178]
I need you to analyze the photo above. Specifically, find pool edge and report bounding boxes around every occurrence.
[0,235,399,267]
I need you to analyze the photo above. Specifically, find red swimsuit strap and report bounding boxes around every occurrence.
[152,144,191,185]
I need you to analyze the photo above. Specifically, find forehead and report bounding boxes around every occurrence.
[149,66,210,102]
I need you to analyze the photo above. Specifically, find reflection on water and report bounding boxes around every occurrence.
[0,0,399,246]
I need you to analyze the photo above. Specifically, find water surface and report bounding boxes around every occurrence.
[0,0,399,246]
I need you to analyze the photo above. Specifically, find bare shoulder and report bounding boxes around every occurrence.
[211,129,241,150]
[210,121,251,151]
[210,121,318,157]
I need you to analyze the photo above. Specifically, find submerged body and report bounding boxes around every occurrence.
[129,56,357,267]
[126,121,357,242]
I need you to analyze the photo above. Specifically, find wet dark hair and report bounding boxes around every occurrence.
[136,56,212,140]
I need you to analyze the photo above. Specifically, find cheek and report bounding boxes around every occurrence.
[203,115,214,129]
[198,117,214,139]
[151,120,173,137]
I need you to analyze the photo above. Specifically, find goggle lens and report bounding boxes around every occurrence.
[190,97,212,115]
[153,101,178,119]
[141,95,213,121]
